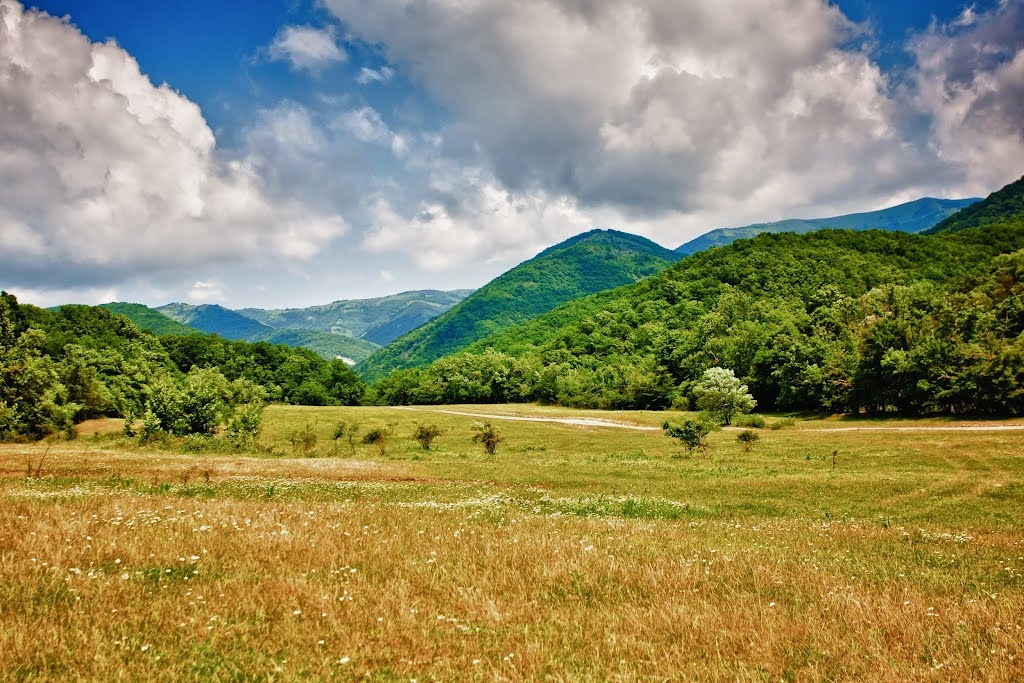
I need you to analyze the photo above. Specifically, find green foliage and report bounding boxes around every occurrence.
[737,430,760,452]
[372,177,1024,417]
[662,418,717,457]
[358,230,681,381]
[98,303,199,336]
[413,423,442,450]
[733,414,766,428]
[693,367,756,425]
[471,421,504,455]
[361,427,388,456]
[925,175,1024,234]
[288,421,318,455]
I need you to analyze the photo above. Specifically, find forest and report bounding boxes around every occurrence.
[0,296,366,440]
[375,219,1024,416]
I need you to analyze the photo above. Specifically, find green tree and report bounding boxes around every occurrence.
[693,367,756,425]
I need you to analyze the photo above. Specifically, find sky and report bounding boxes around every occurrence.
[1,0,1022,310]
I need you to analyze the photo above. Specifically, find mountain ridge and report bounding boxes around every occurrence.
[676,196,980,255]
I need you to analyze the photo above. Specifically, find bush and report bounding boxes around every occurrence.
[413,423,442,450]
[734,414,765,429]
[769,418,796,430]
[737,429,760,451]
[662,418,717,457]
[289,421,318,455]
[362,427,388,456]
[471,421,503,455]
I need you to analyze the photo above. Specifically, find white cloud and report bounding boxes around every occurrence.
[268,25,345,72]
[188,279,227,303]
[907,0,1024,196]
[323,0,1022,238]
[0,1,346,295]
[356,65,394,85]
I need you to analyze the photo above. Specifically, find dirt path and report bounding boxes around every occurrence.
[390,407,661,431]
[391,406,1024,433]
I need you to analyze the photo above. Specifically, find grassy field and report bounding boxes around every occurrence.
[1,405,1022,681]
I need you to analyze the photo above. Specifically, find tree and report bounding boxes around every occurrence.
[471,421,503,454]
[413,423,442,450]
[662,418,716,457]
[693,367,756,425]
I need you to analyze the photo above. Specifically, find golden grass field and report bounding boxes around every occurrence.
[1,405,1022,681]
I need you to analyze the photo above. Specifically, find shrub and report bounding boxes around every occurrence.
[471,421,503,455]
[413,423,442,450]
[362,427,388,456]
[662,418,717,457]
[734,413,765,429]
[737,430,760,452]
[289,421,318,455]
[769,417,796,430]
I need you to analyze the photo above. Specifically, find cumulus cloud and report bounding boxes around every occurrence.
[323,0,1022,238]
[268,25,346,72]
[0,1,346,292]
[908,0,1024,195]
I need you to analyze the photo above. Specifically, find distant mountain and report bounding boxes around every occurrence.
[357,229,683,381]
[156,302,381,363]
[260,329,380,364]
[924,176,1024,235]
[236,289,472,346]
[99,302,200,336]
[157,303,273,340]
[676,197,981,255]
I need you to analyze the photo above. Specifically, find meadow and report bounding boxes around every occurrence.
[1,405,1022,681]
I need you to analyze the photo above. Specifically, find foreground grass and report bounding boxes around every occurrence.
[1,405,1022,681]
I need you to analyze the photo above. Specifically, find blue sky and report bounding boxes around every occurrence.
[1,0,1021,308]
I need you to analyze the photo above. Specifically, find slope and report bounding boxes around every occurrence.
[156,303,381,363]
[357,229,683,381]
[676,197,980,255]
[98,302,200,336]
[924,175,1024,234]
[236,289,473,345]
[380,175,1024,414]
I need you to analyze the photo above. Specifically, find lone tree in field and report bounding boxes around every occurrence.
[693,367,756,425]
[662,418,716,457]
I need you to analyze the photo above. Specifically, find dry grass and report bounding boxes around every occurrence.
[1,405,1022,681]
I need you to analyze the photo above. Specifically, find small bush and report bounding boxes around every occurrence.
[737,430,760,452]
[734,414,765,429]
[471,422,503,455]
[413,423,442,450]
[289,421,318,455]
[362,427,388,456]
[769,418,796,431]
[662,418,717,457]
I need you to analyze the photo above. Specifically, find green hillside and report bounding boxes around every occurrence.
[924,176,1024,234]
[156,303,379,362]
[261,329,380,363]
[676,197,980,255]
[157,303,274,340]
[237,289,472,345]
[98,302,200,336]
[374,175,1024,416]
[357,229,682,381]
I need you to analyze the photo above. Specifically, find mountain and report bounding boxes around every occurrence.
[98,302,200,336]
[156,303,381,363]
[236,289,472,346]
[260,329,380,364]
[675,197,980,255]
[924,176,1024,234]
[374,175,1024,415]
[157,303,274,340]
[357,229,683,381]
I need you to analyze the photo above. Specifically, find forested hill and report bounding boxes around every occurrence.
[675,197,979,255]
[356,229,683,381]
[924,175,1024,235]
[157,303,274,340]
[374,174,1024,416]
[236,289,473,346]
[98,302,199,336]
